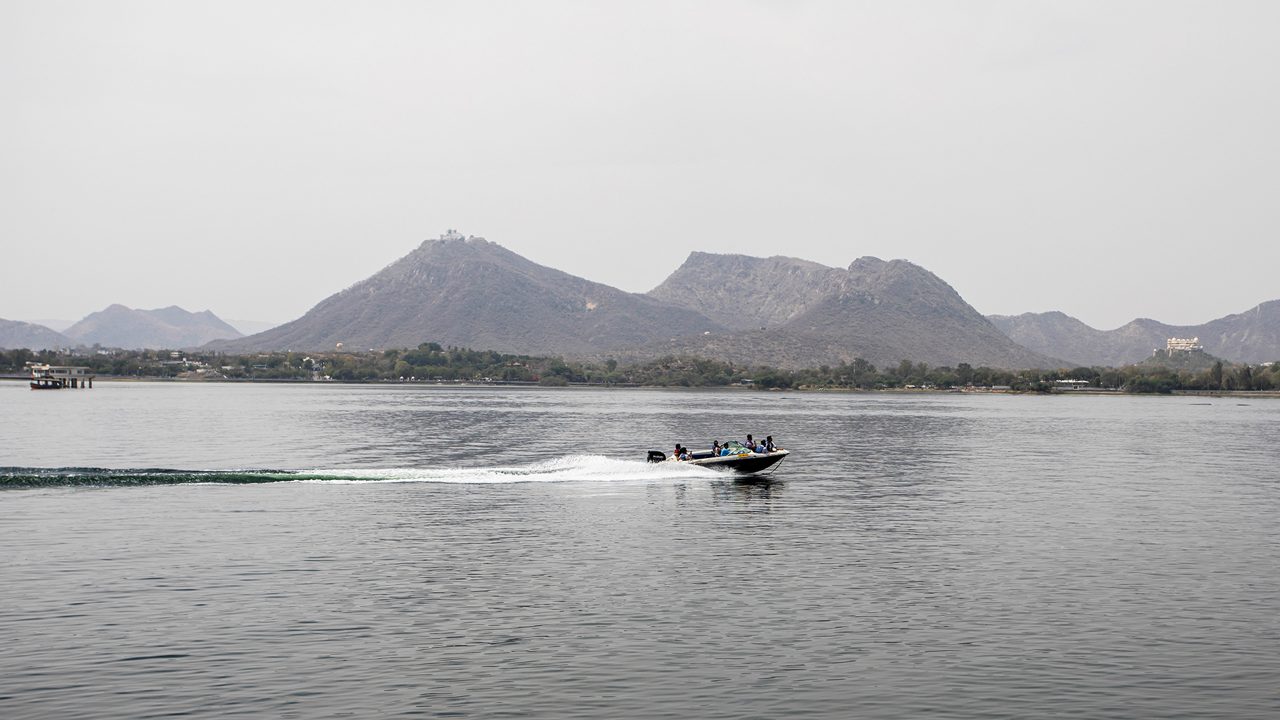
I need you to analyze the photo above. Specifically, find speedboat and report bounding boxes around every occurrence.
[647,441,790,474]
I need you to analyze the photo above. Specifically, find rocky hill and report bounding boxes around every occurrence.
[219,240,1059,369]
[986,312,1143,367]
[648,252,847,327]
[211,235,725,355]
[64,305,243,349]
[0,319,73,350]
[990,300,1280,366]
[638,254,1060,369]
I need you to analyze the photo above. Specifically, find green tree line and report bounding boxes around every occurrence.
[3,346,1277,393]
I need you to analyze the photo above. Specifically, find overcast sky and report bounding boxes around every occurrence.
[3,1,1277,331]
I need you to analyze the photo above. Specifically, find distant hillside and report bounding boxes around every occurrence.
[648,252,846,327]
[0,319,73,350]
[218,240,1059,368]
[986,312,1142,367]
[639,254,1060,370]
[990,300,1280,365]
[210,235,725,355]
[64,305,243,349]
[1198,300,1280,362]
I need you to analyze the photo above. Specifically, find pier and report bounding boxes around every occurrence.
[27,363,95,389]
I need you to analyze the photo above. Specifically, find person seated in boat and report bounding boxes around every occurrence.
[764,435,776,452]
[719,441,732,456]
[673,443,689,461]
[745,434,756,453]
[712,440,722,455]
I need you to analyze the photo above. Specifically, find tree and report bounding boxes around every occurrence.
[896,359,913,379]
[1235,365,1254,391]
[1068,366,1097,383]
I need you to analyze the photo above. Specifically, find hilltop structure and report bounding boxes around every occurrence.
[1143,336,1218,371]
[1154,336,1205,360]
[1163,337,1203,353]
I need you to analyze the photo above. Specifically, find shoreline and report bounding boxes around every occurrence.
[3,375,1279,398]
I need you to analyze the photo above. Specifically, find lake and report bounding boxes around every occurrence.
[2,382,1277,718]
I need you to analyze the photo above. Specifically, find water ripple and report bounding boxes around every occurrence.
[0,385,1277,718]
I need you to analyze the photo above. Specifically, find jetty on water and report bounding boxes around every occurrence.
[28,363,95,390]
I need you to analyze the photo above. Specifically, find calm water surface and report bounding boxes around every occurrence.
[2,382,1278,718]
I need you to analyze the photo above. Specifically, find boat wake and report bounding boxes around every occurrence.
[304,455,718,484]
[0,456,716,489]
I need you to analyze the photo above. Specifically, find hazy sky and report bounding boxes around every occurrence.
[3,1,1277,331]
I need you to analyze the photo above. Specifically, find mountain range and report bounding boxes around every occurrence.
[6,235,1277,367]
[208,236,723,356]
[61,305,243,350]
[641,252,1059,369]
[988,301,1280,366]
[0,319,73,351]
[210,237,1059,369]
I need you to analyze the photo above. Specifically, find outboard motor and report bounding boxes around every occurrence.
[646,450,666,464]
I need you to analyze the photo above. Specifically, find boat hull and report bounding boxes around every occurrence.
[648,449,791,475]
[688,450,788,474]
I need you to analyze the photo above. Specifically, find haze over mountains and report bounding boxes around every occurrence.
[225,319,281,336]
[0,319,73,351]
[61,305,243,350]
[6,234,1277,368]
[989,302,1280,366]
[0,310,272,350]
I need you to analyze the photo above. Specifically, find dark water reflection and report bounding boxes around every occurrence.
[1,384,1278,718]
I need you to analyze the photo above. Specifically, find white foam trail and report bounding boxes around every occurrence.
[297,454,719,485]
